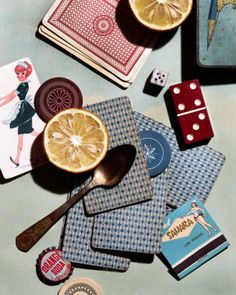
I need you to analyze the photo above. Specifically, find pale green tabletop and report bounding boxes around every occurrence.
[0,1,236,295]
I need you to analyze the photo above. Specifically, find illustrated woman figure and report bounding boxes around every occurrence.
[0,61,39,166]
[185,201,217,237]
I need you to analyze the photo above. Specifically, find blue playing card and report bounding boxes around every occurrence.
[92,169,168,254]
[61,188,130,271]
[81,96,153,214]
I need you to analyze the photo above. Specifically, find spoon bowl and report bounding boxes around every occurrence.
[16,144,136,252]
[92,144,136,187]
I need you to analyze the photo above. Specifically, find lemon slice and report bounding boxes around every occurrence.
[43,108,109,173]
[129,0,193,31]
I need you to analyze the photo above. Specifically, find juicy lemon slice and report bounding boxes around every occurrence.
[43,108,109,173]
[129,0,193,31]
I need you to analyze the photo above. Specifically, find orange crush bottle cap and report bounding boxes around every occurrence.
[36,247,73,285]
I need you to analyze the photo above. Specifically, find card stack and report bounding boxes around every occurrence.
[38,0,158,88]
[60,96,226,273]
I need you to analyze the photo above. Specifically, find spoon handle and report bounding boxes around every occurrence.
[16,182,94,252]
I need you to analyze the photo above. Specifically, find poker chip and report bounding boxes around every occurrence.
[36,247,73,285]
[140,130,171,177]
[34,77,83,122]
[58,277,103,295]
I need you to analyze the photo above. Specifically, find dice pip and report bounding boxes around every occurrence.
[150,69,169,87]
[169,80,214,145]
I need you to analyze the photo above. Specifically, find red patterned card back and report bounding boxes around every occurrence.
[43,0,157,81]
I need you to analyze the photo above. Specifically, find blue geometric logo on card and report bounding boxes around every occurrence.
[140,130,171,177]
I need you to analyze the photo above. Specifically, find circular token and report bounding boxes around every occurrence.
[140,130,171,177]
[58,277,103,295]
[34,77,83,122]
[36,247,73,285]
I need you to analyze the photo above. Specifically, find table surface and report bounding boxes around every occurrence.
[0,1,236,295]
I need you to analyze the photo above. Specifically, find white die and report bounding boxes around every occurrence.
[150,69,169,87]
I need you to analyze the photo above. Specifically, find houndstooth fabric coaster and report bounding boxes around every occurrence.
[61,189,130,271]
[92,168,168,254]
[134,112,226,208]
[80,96,153,214]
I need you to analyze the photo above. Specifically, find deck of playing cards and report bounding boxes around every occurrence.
[60,97,227,272]
[37,0,158,88]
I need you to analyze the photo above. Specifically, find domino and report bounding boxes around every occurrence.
[169,80,214,145]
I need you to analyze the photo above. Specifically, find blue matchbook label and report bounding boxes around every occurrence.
[161,197,229,279]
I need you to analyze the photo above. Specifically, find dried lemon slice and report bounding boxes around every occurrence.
[43,108,109,173]
[129,0,193,31]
